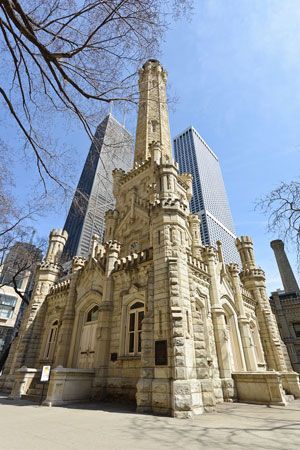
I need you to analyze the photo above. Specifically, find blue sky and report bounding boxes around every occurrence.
[160,0,300,291]
[3,0,300,292]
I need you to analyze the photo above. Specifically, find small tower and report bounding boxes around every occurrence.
[236,236,256,270]
[6,229,68,387]
[45,229,68,264]
[236,236,287,372]
[134,59,172,164]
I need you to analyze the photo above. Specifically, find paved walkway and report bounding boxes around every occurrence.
[0,394,300,449]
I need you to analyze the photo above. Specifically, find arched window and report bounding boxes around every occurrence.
[127,301,144,355]
[44,320,58,360]
[86,305,99,322]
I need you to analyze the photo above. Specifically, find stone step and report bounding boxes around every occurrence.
[22,387,48,403]
[27,386,47,396]
[22,394,44,403]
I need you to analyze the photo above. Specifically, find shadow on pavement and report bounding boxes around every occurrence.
[0,391,137,414]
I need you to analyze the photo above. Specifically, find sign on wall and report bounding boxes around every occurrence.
[40,365,51,382]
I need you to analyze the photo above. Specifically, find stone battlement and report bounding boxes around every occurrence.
[113,248,153,272]
[187,252,209,276]
[49,279,70,295]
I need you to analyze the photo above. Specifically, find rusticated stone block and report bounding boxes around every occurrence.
[174,394,192,410]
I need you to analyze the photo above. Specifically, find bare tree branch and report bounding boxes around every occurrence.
[257,180,300,269]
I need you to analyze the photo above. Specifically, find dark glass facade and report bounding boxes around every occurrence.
[62,115,133,261]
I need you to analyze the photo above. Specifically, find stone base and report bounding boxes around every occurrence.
[172,379,203,418]
[281,372,300,398]
[221,378,236,401]
[233,372,287,406]
[43,367,94,406]
[0,373,15,393]
[136,377,204,417]
[9,367,37,399]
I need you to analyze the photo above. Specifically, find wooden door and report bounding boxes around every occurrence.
[77,322,97,368]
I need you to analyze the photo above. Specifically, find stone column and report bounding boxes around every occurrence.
[55,257,84,367]
[228,263,257,371]
[188,213,202,257]
[270,240,300,294]
[93,241,120,398]
[136,266,155,413]
[204,247,234,400]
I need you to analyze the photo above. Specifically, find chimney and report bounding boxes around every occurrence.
[270,239,299,294]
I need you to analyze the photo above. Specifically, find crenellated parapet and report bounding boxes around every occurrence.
[186,252,209,282]
[49,279,71,295]
[239,267,266,285]
[39,260,61,272]
[113,248,153,272]
[117,159,151,186]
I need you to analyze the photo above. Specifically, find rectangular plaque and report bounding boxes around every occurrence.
[155,340,168,366]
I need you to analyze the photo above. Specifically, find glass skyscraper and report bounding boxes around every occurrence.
[62,114,133,261]
[173,126,240,264]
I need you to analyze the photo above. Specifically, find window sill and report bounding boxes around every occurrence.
[118,355,141,361]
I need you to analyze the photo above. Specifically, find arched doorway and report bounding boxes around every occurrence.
[77,305,99,369]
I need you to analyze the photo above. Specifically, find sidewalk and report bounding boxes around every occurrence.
[0,394,299,449]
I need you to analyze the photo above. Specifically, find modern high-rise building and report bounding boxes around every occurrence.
[62,114,133,260]
[173,126,239,264]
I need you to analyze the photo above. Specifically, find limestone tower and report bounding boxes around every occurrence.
[2,58,300,416]
[134,59,172,164]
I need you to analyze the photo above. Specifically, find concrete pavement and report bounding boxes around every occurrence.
[0,394,299,449]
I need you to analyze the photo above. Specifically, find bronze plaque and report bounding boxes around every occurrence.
[155,340,168,365]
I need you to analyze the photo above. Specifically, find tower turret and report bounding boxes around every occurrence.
[45,229,68,264]
[236,236,256,270]
[134,59,172,164]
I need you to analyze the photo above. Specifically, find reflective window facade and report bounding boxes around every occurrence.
[173,127,240,265]
[62,115,133,260]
